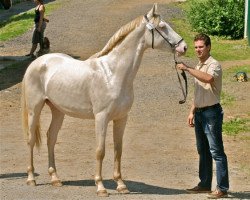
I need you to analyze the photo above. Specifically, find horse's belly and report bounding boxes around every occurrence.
[48,96,94,119]
[45,75,94,119]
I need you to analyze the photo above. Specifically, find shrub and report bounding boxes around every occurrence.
[186,0,245,39]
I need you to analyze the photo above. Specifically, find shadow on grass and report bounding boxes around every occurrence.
[0,12,34,28]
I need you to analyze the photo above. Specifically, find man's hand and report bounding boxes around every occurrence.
[177,63,189,71]
[187,113,195,127]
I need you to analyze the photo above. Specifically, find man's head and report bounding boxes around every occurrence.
[194,33,211,62]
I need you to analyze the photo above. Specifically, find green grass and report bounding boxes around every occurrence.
[223,65,250,79]
[0,1,61,41]
[220,91,235,106]
[223,118,250,136]
[171,2,250,61]
[221,65,249,106]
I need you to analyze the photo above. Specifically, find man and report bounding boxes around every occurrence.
[177,33,229,199]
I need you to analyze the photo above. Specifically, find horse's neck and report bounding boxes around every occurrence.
[106,25,146,84]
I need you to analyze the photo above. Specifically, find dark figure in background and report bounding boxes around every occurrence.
[0,0,12,10]
[177,33,229,199]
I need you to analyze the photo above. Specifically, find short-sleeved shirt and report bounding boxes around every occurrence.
[194,56,222,108]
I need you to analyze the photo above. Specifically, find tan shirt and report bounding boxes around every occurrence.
[194,56,222,108]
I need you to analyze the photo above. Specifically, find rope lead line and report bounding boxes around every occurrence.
[144,14,188,104]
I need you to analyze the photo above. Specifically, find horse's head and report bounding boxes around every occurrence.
[144,4,187,56]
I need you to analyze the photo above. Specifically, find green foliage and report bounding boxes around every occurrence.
[223,118,250,136]
[186,0,245,39]
[172,2,250,61]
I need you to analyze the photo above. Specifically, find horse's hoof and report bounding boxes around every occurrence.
[51,180,63,187]
[117,186,130,194]
[26,180,36,186]
[97,190,109,197]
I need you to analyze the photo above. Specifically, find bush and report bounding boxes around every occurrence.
[187,0,245,39]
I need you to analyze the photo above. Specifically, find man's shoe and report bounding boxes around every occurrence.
[186,186,211,194]
[207,188,228,199]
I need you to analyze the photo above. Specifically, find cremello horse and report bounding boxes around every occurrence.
[21,4,187,197]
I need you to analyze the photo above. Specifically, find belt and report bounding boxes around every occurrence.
[195,103,220,112]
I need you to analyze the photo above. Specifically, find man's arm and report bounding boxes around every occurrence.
[177,63,214,83]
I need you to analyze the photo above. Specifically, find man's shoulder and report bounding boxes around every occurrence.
[205,56,222,71]
[206,56,219,65]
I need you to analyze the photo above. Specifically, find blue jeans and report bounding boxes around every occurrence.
[194,104,229,192]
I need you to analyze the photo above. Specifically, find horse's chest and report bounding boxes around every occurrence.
[110,93,134,117]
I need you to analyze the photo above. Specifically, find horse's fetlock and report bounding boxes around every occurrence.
[27,166,34,173]
[95,175,102,184]
[48,167,56,175]
[113,173,121,181]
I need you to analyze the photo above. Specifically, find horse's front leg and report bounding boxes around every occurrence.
[113,115,130,194]
[95,112,109,197]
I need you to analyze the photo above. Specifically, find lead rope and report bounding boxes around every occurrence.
[144,14,187,104]
[174,53,188,104]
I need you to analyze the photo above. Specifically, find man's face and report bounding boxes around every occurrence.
[194,40,210,60]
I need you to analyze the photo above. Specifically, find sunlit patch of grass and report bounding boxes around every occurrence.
[223,118,250,136]
[0,12,34,41]
[223,65,250,80]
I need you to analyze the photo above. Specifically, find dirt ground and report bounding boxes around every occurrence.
[0,0,250,199]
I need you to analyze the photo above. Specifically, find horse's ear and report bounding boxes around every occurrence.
[147,3,159,19]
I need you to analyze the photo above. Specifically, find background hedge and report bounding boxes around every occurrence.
[187,0,245,39]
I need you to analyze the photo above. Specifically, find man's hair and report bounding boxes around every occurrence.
[194,33,211,46]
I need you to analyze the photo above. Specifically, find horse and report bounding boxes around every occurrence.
[21,4,187,197]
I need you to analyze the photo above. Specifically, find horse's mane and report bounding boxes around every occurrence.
[90,15,144,58]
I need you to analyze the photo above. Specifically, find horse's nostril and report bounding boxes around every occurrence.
[184,46,187,51]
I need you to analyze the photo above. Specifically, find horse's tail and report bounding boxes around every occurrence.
[21,79,41,147]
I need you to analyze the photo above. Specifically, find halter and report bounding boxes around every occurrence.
[144,15,183,49]
[144,15,187,104]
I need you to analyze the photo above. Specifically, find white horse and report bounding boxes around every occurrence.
[21,4,187,197]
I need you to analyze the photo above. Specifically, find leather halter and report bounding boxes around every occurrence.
[144,15,183,49]
[144,15,187,104]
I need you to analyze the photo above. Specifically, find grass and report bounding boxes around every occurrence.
[223,118,250,136]
[221,65,249,106]
[0,1,61,41]
[223,65,250,81]
[171,2,250,61]
[220,91,235,106]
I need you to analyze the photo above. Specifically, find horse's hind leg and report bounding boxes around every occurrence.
[26,100,44,186]
[113,116,130,194]
[46,102,64,186]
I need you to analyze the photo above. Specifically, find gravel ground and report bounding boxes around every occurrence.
[0,0,250,200]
